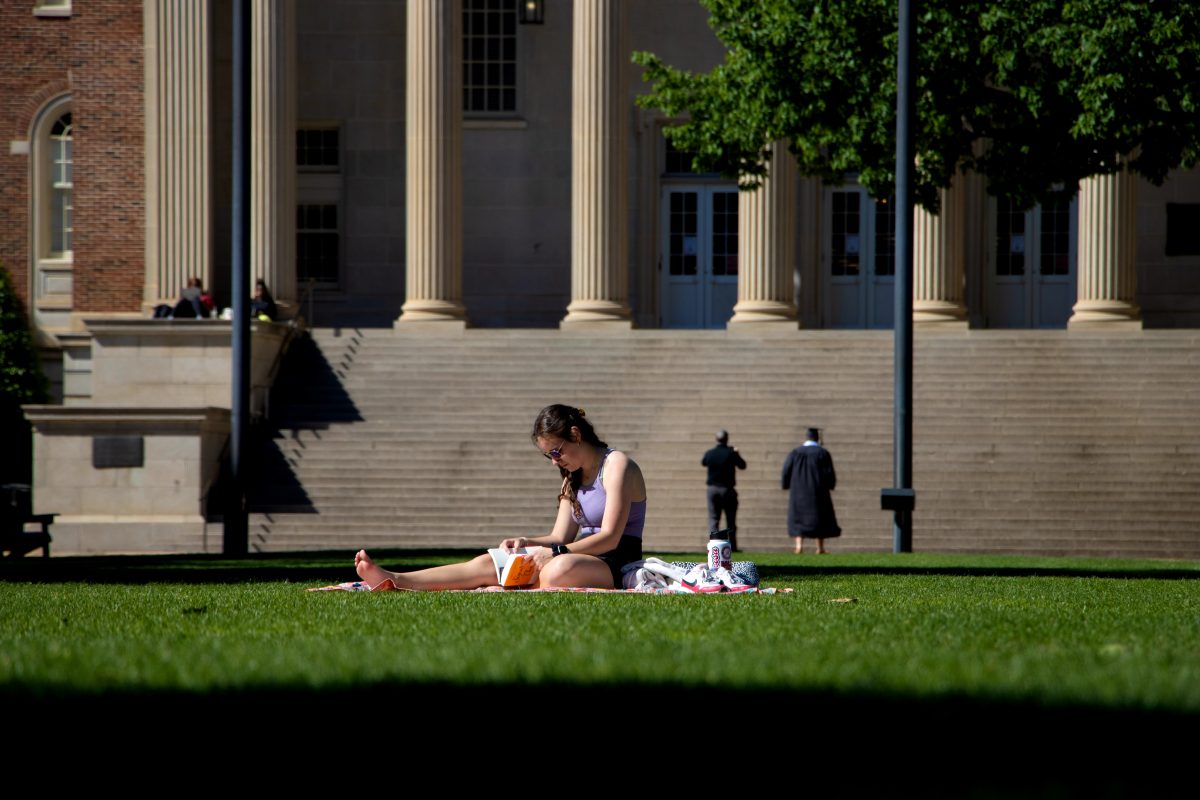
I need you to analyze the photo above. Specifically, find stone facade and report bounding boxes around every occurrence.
[5,0,1200,335]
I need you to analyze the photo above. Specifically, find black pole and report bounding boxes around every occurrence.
[893,0,915,553]
[225,0,251,556]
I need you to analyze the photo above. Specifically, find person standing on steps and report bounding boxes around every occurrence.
[781,427,841,554]
[702,429,746,551]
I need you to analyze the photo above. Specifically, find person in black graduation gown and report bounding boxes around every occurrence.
[781,427,841,554]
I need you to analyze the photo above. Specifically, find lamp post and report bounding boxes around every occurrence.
[884,0,916,553]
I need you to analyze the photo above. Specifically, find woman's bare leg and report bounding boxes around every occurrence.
[816,538,827,554]
[535,554,615,589]
[794,537,804,554]
[355,550,498,590]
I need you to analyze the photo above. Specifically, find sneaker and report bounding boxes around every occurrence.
[677,565,726,593]
[712,566,756,593]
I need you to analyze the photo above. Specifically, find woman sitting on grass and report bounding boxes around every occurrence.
[353,404,648,590]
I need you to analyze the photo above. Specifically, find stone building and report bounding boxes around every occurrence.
[5,1,1200,555]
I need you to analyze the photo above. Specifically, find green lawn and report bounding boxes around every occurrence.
[3,550,1198,782]
[3,551,1197,704]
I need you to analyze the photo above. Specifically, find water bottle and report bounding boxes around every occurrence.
[707,529,733,571]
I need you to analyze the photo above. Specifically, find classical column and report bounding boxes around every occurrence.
[251,0,297,308]
[1069,167,1142,328]
[561,0,633,326]
[398,0,468,325]
[913,181,968,325]
[143,0,211,310]
[728,141,799,326]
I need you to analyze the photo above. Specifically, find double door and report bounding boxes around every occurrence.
[823,186,895,329]
[988,195,1076,328]
[660,185,739,328]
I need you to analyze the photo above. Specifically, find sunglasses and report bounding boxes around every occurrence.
[541,439,568,460]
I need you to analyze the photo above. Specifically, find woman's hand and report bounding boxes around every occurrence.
[528,546,555,572]
[500,537,529,553]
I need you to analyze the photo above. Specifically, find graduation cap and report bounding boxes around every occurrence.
[806,427,821,442]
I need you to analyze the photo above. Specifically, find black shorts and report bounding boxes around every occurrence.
[595,534,643,589]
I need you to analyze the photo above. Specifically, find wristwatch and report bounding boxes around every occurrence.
[551,544,571,557]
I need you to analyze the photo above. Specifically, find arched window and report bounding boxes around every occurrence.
[49,112,73,256]
[30,95,73,332]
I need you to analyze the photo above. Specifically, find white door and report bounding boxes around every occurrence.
[988,194,1076,328]
[824,186,895,328]
[660,186,739,328]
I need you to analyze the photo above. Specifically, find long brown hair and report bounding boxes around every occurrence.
[531,404,608,518]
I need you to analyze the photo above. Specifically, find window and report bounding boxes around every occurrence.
[831,191,861,277]
[463,0,517,113]
[296,128,339,172]
[668,192,698,276]
[296,125,342,286]
[995,198,1026,276]
[49,112,73,256]
[874,197,895,277]
[1166,203,1200,256]
[665,139,699,176]
[296,204,339,285]
[30,96,73,332]
[711,191,738,276]
[1039,193,1072,276]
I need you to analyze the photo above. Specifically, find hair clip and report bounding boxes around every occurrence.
[576,407,586,417]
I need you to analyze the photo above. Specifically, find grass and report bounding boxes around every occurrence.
[3,550,1198,784]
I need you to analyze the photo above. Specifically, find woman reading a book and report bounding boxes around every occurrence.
[352,404,648,590]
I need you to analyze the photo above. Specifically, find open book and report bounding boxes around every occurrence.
[487,548,539,587]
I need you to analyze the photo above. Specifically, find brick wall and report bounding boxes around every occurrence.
[0,1,71,311]
[0,0,144,316]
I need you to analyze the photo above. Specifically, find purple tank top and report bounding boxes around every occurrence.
[572,449,646,540]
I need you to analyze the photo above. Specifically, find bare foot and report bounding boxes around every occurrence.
[794,540,803,555]
[354,550,395,588]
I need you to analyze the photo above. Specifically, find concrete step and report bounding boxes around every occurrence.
[247,327,1200,560]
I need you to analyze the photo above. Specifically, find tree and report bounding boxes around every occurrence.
[0,264,48,487]
[634,0,1200,211]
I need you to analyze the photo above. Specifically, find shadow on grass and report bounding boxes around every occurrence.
[4,681,1193,787]
[4,549,1199,585]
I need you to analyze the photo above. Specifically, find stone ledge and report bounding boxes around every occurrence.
[23,406,231,435]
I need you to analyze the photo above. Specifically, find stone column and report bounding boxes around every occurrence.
[728,141,799,327]
[251,0,297,308]
[398,0,468,325]
[913,181,968,325]
[143,0,211,310]
[1069,167,1142,328]
[561,0,633,327]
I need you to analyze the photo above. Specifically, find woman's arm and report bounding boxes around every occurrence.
[500,498,579,552]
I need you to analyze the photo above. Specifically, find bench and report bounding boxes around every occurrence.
[1,483,54,558]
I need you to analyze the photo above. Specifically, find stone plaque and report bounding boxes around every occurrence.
[93,436,144,469]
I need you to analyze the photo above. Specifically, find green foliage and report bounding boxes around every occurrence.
[635,0,1200,210]
[0,264,48,485]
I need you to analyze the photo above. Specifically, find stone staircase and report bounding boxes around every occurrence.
[246,327,1200,559]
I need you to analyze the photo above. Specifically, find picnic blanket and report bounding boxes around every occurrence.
[308,558,790,594]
